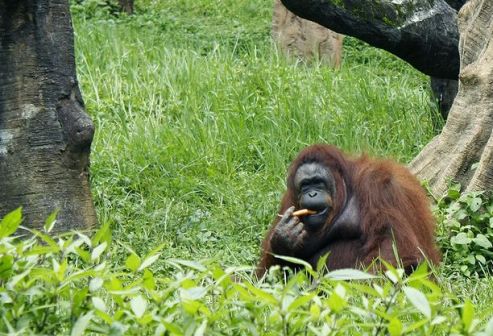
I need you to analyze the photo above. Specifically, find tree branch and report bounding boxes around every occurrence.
[281,0,460,79]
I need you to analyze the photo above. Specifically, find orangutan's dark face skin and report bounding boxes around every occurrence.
[293,163,335,230]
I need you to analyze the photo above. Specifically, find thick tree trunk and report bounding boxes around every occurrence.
[280,0,460,79]
[410,0,493,196]
[0,0,97,231]
[272,0,344,68]
[118,0,134,15]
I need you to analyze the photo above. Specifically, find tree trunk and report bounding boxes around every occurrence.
[280,0,460,79]
[118,0,134,15]
[0,0,97,232]
[410,0,493,196]
[272,0,344,68]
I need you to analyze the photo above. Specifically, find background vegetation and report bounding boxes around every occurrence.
[2,0,493,334]
[74,0,439,264]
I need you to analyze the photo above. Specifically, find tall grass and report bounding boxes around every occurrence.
[72,0,440,266]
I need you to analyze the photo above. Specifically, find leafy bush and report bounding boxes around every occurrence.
[436,185,493,277]
[70,0,120,19]
[1,209,493,335]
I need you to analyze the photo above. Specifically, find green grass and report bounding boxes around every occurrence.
[73,1,440,268]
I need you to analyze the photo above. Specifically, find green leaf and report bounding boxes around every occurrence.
[273,254,316,276]
[388,317,403,336]
[243,282,278,305]
[92,297,107,312]
[44,209,59,233]
[334,284,346,299]
[92,221,111,246]
[161,322,183,335]
[181,287,207,301]
[431,316,447,326]
[72,288,88,315]
[0,207,22,238]
[167,259,206,272]
[316,253,329,273]
[0,292,13,304]
[194,319,207,336]
[385,269,404,284]
[55,259,68,281]
[326,268,377,280]
[0,255,14,280]
[125,253,141,272]
[310,303,321,319]
[75,247,91,263]
[473,234,492,249]
[138,253,161,271]
[108,321,126,335]
[7,268,30,290]
[287,293,315,312]
[89,277,104,292]
[155,324,166,336]
[327,292,346,313]
[76,232,92,247]
[476,255,486,264]
[462,300,474,332]
[71,311,94,336]
[451,232,472,245]
[448,187,461,200]
[130,295,147,318]
[470,197,482,212]
[403,286,431,318]
[182,299,202,315]
[25,245,59,256]
[407,262,429,280]
[31,229,60,252]
[91,242,108,261]
[403,318,430,333]
[142,269,156,291]
[106,276,123,291]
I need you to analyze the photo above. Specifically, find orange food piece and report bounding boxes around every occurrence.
[293,209,317,217]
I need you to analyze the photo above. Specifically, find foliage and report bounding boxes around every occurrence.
[70,0,120,19]
[2,209,493,335]
[436,185,493,277]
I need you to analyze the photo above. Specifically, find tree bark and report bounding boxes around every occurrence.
[118,0,134,15]
[280,0,460,79]
[0,0,97,232]
[410,0,493,196]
